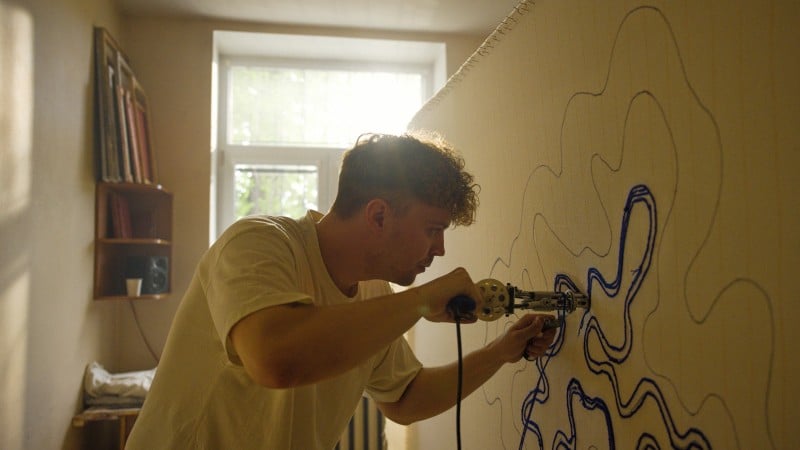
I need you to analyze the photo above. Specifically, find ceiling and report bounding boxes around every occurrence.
[117,0,523,36]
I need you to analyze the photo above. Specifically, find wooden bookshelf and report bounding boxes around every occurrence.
[94,182,172,300]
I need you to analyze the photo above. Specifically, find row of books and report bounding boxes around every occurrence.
[94,27,158,184]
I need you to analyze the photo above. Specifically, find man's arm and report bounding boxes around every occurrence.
[375,314,556,425]
[230,268,483,389]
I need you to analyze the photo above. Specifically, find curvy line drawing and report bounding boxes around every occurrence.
[475,5,776,450]
[519,185,710,449]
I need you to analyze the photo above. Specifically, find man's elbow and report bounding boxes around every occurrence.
[378,402,424,426]
[385,414,420,426]
[242,355,306,389]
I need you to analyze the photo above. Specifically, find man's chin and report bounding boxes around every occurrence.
[393,274,417,287]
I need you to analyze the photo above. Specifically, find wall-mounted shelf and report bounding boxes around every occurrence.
[93,182,172,300]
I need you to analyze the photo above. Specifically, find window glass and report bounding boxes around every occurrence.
[228,65,424,147]
[234,163,318,218]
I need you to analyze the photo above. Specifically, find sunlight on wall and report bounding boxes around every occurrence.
[0,2,33,449]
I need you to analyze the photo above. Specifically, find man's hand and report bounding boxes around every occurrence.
[489,314,558,363]
[413,267,484,323]
[375,312,559,425]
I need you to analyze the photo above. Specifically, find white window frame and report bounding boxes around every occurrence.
[216,144,341,233]
[212,32,446,240]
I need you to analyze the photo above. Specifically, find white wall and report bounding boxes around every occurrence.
[409,1,799,449]
[0,4,482,447]
[0,0,121,448]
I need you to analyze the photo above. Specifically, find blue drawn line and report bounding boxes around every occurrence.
[551,378,615,450]
[582,184,655,364]
[517,184,659,447]
[518,185,712,449]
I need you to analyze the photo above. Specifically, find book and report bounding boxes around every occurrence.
[114,83,133,182]
[132,82,153,183]
[124,90,143,183]
[133,83,158,184]
[94,28,123,182]
[109,192,132,239]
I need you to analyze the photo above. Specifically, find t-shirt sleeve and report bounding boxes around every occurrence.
[358,281,423,403]
[204,222,313,364]
[365,336,422,403]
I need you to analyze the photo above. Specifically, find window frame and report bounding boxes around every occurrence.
[212,34,443,240]
[216,144,341,233]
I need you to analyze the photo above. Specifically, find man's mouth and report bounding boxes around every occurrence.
[416,258,433,273]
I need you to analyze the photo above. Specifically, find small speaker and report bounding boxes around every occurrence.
[126,256,169,294]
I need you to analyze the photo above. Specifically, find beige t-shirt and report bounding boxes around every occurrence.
[126,211,422,450]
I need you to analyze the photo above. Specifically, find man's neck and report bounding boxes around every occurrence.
[314,213,366,297]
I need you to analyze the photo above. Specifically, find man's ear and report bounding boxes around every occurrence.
[365,198,389,231]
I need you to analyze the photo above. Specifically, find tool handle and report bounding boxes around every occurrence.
[542,317,562,331]
[447,295,476,320]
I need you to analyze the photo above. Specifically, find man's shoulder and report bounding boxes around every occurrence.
[222,214,307,242]
[203,215,309,265]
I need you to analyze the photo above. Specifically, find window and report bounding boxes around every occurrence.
[234,163,318,219]
[227,64,426,147]
[213,32,445,238]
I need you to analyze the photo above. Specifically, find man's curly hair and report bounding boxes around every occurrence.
[331,132,479,226]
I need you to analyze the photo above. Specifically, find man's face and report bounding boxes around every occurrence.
[379,200,450,286]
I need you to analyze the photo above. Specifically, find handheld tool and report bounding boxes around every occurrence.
[473,278,590,321]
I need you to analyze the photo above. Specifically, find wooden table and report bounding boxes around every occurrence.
[72,406,140,449]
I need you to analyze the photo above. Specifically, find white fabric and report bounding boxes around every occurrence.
[83,361,155,403]
[126,211,422,450]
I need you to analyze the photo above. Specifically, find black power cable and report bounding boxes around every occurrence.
[454,315,464,450]
[447,295,475,450]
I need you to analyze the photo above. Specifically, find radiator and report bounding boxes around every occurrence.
[336,397,386,450]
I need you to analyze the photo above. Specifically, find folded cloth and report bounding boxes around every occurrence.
[84,395,145,409]
[84,361,156,401]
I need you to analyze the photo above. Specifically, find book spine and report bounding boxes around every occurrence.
[124,90,142,183]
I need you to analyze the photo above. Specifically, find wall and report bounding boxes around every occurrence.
[0,0,122,448]
[0,2,481,446]
[117,14,485,371]
[409,1,798,449]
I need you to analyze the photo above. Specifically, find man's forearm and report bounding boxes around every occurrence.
[232,288,427,388]
[378,314,554,424]
[378,342,504,425]
[233,267,482,389]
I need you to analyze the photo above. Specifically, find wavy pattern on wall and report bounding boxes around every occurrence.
[472,5,777,450]
[516,185,712,449]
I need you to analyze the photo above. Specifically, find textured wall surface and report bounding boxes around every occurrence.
[409,1,799,449]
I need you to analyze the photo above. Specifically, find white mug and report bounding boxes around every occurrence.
[126,278,143,297]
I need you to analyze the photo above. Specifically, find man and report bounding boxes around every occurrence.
[126,132,557,449]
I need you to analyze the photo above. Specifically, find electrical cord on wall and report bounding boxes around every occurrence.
[129,301,160,364]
